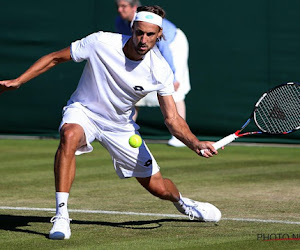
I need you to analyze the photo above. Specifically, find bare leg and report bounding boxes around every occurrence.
[50,123,87,240]
[136,172,222,222]
[136,172,180,202]
[54,123,86,192]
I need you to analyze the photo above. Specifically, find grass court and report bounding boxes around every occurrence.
[0,139,300,249]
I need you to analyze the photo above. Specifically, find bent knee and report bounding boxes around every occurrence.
[60,124,86,151]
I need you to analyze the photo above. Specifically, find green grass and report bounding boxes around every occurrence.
[0,139,300,249]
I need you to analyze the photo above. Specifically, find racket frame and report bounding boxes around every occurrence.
[200,82,300,155]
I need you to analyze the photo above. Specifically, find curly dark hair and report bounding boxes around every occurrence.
[137,5,166,19]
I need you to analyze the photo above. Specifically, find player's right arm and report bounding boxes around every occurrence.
[0,46,71,94]
[158,94,217,158]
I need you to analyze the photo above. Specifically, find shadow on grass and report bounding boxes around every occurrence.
[0,214,217,239]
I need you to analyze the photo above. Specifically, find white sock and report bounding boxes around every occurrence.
[173,193,186,214]
[178,193,185,205]
[55,192,69,218]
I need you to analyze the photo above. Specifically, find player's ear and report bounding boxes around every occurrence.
[157,28,163,41]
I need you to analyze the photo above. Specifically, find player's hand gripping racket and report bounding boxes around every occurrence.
[201,82,300,155]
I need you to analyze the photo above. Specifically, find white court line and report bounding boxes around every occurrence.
[1,206,300,225]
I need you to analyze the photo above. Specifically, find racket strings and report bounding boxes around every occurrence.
[267,86,299,131]
[254,83,300,134]
[267,85,300,132]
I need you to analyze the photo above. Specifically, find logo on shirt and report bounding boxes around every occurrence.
[134,86,144,91]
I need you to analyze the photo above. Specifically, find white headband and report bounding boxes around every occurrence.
[131,11,163,28]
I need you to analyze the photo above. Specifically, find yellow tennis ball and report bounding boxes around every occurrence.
[129,134,142,148]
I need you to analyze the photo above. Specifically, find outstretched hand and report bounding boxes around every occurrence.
[0,79,21,94]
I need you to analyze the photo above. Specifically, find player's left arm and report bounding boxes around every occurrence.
[158,94,217,157]
[0,47,71,94]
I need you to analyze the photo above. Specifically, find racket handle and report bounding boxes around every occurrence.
[200,133,238,155]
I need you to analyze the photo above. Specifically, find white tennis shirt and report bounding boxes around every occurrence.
[69,31,174,130]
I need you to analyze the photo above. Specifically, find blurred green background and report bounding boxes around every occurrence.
[1,0,300,143]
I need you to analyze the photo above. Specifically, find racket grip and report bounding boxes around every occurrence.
[200,133,238,155]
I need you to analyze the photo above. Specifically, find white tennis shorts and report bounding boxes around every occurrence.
[136,28,191,107]
[59,103,160,179]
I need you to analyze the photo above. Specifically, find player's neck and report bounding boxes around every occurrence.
[123,38,144,61]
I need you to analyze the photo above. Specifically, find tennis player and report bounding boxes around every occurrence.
[116,1,191,147]
[0,5,221,240]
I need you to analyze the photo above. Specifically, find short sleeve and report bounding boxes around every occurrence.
[157,72,175,96]
[70,32,102,62]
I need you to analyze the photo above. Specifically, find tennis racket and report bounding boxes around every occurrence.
[201,82,300,155]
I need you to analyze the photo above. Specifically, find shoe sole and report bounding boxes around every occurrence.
[49,231,71,240]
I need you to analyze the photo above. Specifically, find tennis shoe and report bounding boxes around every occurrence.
[174,196,221,222]
[49,216,72,240]
[167,136,186,147]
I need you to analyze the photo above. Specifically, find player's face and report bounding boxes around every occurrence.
[132,21,162,56]
[117,0,137,21]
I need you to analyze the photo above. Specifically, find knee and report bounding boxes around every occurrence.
[61,127,77,142]
[59,124,85,153]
